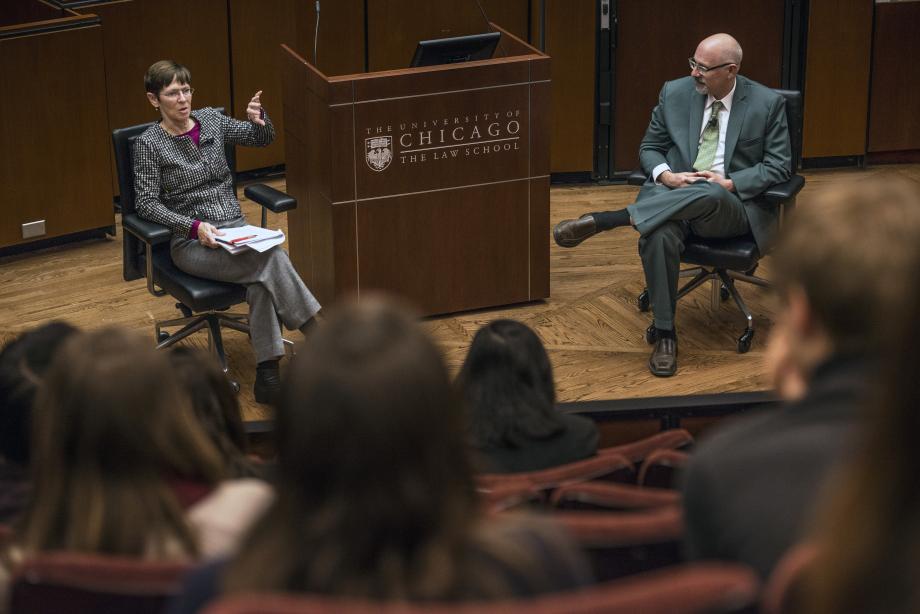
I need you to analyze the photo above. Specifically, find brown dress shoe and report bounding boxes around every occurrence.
[553,214,598,248]
[648,336,678,377]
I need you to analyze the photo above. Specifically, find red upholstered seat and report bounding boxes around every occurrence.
[10,552,190,614]
[637,449,690,489]
[477,453,636,495]
[597,429,694,465]
[550,481,680,511]
[201,562,758,614]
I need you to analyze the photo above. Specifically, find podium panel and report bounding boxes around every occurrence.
[282,25,550,316]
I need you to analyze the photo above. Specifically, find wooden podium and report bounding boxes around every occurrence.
[280,25,550,316]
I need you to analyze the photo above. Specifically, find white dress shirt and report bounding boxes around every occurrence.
[652,80,737,182]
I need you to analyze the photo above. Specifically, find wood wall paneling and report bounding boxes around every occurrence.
[0,21,114,247]
[613,1,784,172]
[801,0,872,158]
[293,0,365,77]
[868,1,920,153]
[366,0,528,72]
[541,0,595,173]
[229,0,295,171]
[73,0,231,190]
[0,0,62,28]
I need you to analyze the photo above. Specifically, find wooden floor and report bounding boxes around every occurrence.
[3,164,918,422]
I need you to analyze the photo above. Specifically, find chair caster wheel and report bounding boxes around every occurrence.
[645,324,658,345]
[157,331,170,343]
[230,380,240,394]
[737,329,754,353]
[720,285,730,301]
[638,290,650,312]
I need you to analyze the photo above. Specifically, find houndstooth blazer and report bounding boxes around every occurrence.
[133,107,274,238]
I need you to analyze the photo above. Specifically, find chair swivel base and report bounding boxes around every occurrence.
[638,266,770,354]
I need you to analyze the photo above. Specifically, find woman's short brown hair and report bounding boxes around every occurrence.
[144,60,191,96]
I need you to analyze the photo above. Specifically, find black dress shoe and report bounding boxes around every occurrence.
[648,336,678,377]
[554,214,598,248]
[253,365,282,405]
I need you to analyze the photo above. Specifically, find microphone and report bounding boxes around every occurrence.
[473,0,503,57]
[313,0,321,66]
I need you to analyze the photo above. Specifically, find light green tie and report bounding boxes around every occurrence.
[693,100,723,171]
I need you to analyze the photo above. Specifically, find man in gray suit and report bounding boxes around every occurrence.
[554,33,791,377]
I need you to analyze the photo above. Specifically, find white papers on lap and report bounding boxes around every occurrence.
[215,225,285,255]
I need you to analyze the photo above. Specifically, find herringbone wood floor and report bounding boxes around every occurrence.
[3,164,918,422]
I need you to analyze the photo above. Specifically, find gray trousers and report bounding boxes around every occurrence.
[625,181,749,331]
[171,217,321,363]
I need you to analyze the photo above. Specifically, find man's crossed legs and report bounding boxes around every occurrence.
[554,181,749,376]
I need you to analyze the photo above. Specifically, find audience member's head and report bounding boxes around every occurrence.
[19,327,223,558]
[224,298,579,600]
[457,320,563,449]
[167,346,260,479]
[801,181,920,614]
[766,176,920,397]
[0,322,77,468]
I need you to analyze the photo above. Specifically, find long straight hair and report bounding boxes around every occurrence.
[456,320,563,448]
[224,299,556,599]
[17,328,224,558]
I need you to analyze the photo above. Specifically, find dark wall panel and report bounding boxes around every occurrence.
[613,1,784,172]
[868,1,920,153]
[801,0,872,158]
[367,0,528,72]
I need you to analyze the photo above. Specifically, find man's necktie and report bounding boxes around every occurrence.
[693,100,723,171]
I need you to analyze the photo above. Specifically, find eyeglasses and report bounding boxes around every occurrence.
[160,87,195,100]
[688,58,734,75]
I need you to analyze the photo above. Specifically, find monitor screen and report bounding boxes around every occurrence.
[410,32,501,68]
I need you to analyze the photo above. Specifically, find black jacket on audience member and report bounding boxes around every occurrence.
[680,354,870,579]
[476,413,599,474]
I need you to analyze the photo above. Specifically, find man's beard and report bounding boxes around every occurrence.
[694,79,708,95]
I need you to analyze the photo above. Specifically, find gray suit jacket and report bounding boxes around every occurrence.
[637,75,792,251]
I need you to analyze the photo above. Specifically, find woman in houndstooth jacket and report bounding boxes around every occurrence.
[134,60,320,405]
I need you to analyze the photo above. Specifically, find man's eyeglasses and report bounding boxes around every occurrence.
[161,87,195,100]
[688,58,734,75]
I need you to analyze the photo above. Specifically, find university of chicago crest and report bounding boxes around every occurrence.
[365,136,393,172]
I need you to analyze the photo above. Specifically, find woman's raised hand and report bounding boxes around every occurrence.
[247,90,266,126]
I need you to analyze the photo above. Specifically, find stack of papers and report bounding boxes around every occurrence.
[215,225,286,254]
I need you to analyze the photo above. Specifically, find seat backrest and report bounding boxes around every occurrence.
[477,453,635,493]
[112,109,235,281]
[10,552,189,614]
[201,563,757,614]
[637,449,690,489]
[598,429,694,465]
[772,89,803,173]
[550,481,680,511]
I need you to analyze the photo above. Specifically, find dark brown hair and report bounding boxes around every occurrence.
[18,328,224,558]
[223,297,564,599]
[799,178,920,613]
[167,347,261,479]
[771,176,920,354]
[144,60,191,96]
[457,320,563,449]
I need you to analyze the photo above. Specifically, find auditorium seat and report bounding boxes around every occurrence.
[477,453,635,497]
[761,543,817,614]
[201,562,759,614]
[597,429,694,465]
[551,482,680,511]
[9,552,189,614]
[552,507,685,580]
[480,483,545,513]
[637,449,690,489]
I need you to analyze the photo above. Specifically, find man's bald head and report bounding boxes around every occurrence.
[697,33,743,67]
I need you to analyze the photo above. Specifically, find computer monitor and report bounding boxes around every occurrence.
[410,31,501,68]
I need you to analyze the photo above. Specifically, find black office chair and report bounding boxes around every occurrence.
[631,89,804,353]
[113,110,297,387]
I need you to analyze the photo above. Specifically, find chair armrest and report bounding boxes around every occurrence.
[122,213,171,245]
[760,175,805,204]
[628,169,648,186]
[244,184,297,213]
